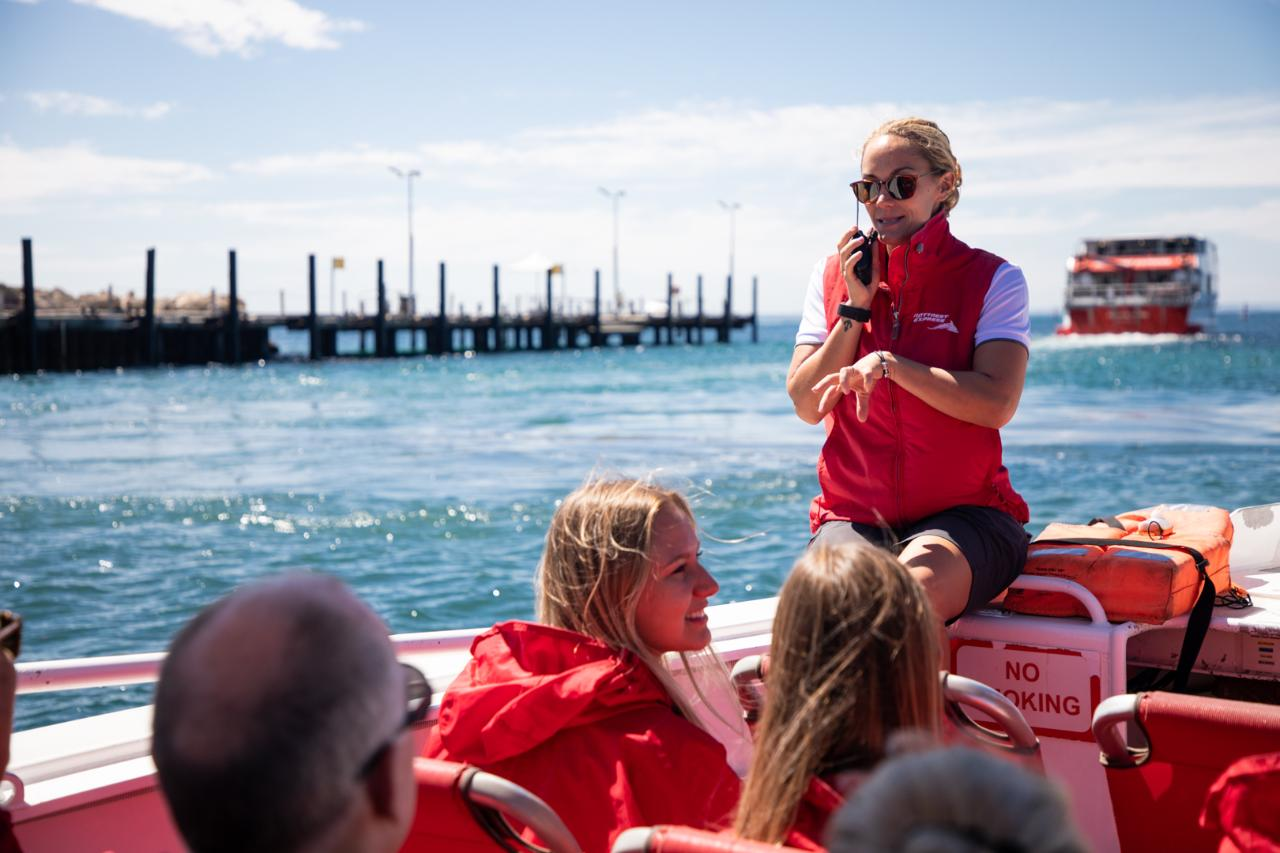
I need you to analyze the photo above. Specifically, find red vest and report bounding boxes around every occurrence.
[810,213,1029,531]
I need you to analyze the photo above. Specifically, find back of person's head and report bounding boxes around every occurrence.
[864,117,963,213]
[538,477,696,656]
[735,544,941,844]
[152,574,415,853]
[826,746,1087,853]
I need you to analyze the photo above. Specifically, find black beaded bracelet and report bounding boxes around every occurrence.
[836,303,872,323]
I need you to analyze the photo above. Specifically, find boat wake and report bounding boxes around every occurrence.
[1032,331,1205,351]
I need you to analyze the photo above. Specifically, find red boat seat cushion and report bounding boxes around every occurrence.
[1106,693,1280,853]
[398,757,533,852]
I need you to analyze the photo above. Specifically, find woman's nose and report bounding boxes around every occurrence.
[694,562,719,597]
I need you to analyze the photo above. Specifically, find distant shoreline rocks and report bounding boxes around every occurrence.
[0,283,244,315]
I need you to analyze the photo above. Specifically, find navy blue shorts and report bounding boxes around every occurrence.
[809,505,1030,618]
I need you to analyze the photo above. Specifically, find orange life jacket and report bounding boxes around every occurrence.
[1004,504,1233,624]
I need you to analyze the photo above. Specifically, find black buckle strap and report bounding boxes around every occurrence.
[1033,537,1214,693]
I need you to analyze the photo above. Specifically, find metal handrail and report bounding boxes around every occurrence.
[1091,693,1148,768]
[467,769,583,853]
[14,628,484,695]
[730,654,765,724]
[610,827,651,853]
[942,673,1040,756]
[1004,574,1110,625]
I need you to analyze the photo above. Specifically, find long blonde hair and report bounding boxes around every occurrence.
[864,117,963,214]
[734,544,942,844]
[536,478,747,748]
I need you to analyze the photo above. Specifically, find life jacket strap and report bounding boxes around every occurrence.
[1034,537,1213,694]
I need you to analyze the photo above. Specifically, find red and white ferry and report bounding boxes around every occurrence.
[1056,235,1219,335]
[5,502,1279,852]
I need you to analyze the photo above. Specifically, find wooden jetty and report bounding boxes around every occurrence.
[0,240,759,374]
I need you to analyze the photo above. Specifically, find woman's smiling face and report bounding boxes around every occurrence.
[635,502,719,654]
[860,134,955,248]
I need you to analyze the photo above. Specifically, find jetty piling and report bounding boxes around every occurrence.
[752,275,759,343]
[227,250,240,365]
[491,265,502,352]
[718,274,733,344]
[2,241,758,373]
[143,248,157,366]
[593,270,602,347]
[307,255,318,361]
[22,238,36,372]
[436,261,449,356]
[697,274,704,345]
[375,260,388,358]
[542,268,554,351]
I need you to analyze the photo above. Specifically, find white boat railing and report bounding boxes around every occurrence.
[14,627,486,696]
[13,598,779,697]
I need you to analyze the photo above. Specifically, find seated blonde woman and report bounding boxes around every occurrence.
[734,543,941,850]
[425,479,749,853]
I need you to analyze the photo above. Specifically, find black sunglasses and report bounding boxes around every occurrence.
[357,662,433,778]
[850,170,943,203]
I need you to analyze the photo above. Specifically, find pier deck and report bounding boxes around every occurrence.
[1,240,759,374]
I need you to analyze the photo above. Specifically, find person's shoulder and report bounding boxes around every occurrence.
[602,703,730,763]
[603,700,708,740]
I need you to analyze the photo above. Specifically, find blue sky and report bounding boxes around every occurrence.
[2,0,1278,316]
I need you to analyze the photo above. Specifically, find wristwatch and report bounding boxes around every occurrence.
[836,303,872,323]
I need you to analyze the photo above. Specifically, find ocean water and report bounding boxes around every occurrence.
[2,312,1278,731]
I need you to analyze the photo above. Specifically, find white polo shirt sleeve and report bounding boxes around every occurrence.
[975,263,1031,349]
[795,257,830,346]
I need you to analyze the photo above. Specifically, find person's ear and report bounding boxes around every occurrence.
[938,171,957,199]
[362,741,399,819]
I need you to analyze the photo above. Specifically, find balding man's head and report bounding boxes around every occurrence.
[153,574,414,853]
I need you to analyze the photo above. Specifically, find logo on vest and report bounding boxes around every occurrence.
[913,312,959,334]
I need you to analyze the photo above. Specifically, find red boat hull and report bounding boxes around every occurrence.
[1056,305,1199,335]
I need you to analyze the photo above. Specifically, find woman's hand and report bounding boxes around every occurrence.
[837,227,879,308]
[812,351,885,422]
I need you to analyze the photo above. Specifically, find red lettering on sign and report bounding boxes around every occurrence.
[1004,661,1042,682]
[1001,689,1083,717]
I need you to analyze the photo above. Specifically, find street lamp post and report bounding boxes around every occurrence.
[389,166,421,315]
[598,187,624,313]
[718,200,741,287]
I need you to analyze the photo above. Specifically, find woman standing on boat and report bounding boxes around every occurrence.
[424,479,748,853]
[787,117,1031,623]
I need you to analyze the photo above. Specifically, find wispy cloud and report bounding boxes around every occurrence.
[0,141,214,206]
[231,145,420,177]
[1139,198,1280,244]
[26,90,172,119]
[71,0,365,57]
[229,95,1280,199]
[7,95,1280,310]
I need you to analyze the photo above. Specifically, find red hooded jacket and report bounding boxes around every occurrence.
[811,213,1029,531]
[423,621,741,853]
[783,776,845,851]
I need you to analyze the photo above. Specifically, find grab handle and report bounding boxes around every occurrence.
[730,654,766,724]
[1006,575,1110,625]
[942,673,1040,756]
[1092,693,1149,768]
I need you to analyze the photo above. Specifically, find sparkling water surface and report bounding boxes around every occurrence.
[3,312,1278,730]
